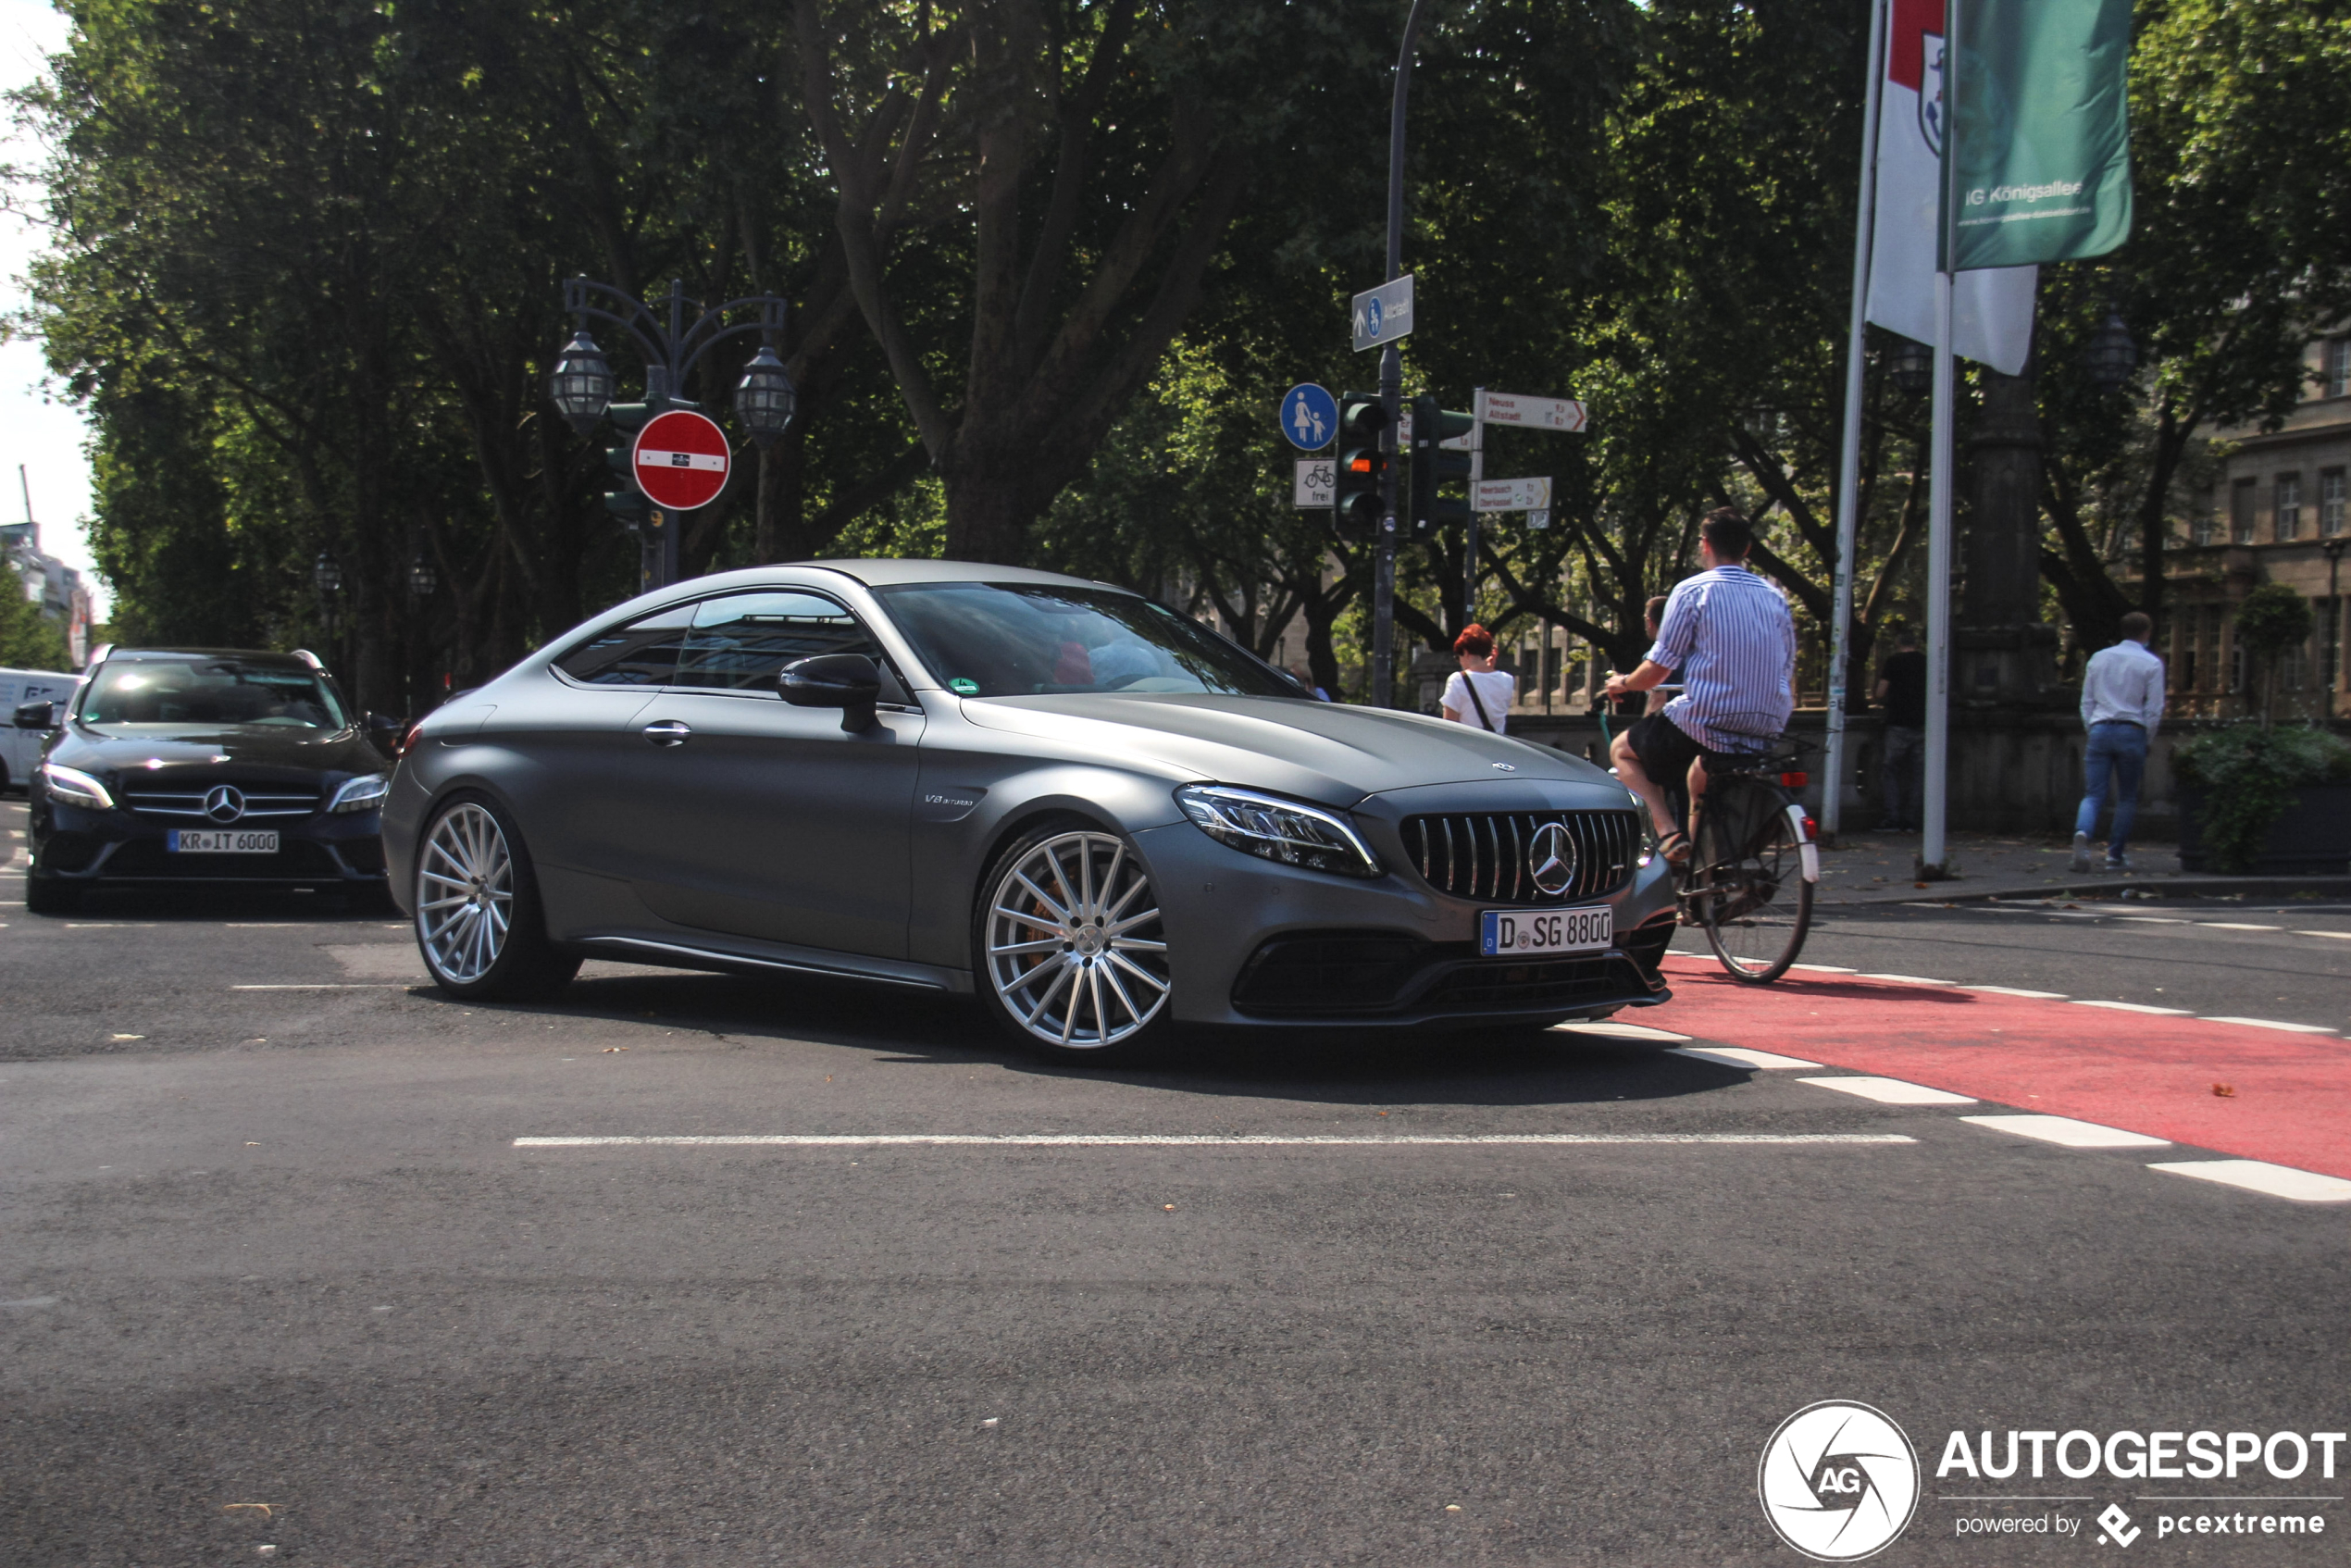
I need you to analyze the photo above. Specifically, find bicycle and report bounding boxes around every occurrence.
[1599,694,1820,984]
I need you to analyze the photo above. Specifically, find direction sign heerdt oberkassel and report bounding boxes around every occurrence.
[631,409,731,511]
[1350,276,1415,352]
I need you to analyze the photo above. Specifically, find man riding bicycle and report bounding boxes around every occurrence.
[1603,507,1797,865]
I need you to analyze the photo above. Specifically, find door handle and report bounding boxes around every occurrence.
[642,720,692,747]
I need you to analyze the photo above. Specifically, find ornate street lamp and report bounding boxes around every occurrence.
[1888,336,1934,398]
[733,346,798,448]
[548,330,616,433]
[2084,310,2138,392]
[313,552,342,596]
[409,554,439,599]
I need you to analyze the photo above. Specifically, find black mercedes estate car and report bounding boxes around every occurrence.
[16,647,394,913]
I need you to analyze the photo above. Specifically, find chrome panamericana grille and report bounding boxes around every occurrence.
[122,787,321,821]
[1400,809,1643,905]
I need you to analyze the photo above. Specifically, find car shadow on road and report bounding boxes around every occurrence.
[483,967,1748,1109]
[23,885,398,923]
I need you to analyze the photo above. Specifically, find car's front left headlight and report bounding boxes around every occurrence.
[40,762,114,811]
[1175,784,1383,879]
[329,773,390,814]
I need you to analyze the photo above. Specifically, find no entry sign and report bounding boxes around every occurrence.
[630,410,731,510]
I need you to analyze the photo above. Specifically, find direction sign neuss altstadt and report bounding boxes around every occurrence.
[630,409,732,512]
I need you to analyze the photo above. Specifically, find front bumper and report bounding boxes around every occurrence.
[31,800,388,888]
[1135,820,1677,1029]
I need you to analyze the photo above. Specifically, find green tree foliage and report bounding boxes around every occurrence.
[0,577,71,669]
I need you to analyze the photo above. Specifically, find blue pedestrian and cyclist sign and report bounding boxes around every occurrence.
[1278,383,1338,452]
[1350,275,1415,352]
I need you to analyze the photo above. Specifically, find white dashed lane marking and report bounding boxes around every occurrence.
[2147,1161,2351,1203]
[1959,1114,2171,1150]
[1967,985,2069,999]
[1795,1076,1976,1106]
[2196,1016,2339,1034]
[2071,1000,2193,1015]
[514,1133,1921,1149]
[2198,922,2283,931]
[1672,1046,1822,1071]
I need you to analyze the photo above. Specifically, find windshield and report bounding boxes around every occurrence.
[79,658,350,730]
[874,583,1297,701]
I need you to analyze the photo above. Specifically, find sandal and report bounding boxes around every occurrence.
[1656,828,1693,865]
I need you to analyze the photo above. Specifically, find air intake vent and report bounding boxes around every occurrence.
[1400,810,1642,904]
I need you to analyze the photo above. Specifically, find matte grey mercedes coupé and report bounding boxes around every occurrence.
[383,560,1678,1060]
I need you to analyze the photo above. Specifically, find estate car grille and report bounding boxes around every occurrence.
[1400,809,1643,905]
[121,787,322,822]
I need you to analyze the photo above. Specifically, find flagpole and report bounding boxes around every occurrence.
[1921,0,1962,878]
[1822,0,1892,842]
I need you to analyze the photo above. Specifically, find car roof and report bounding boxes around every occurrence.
[791,558,1134,592]
[103,648,317,667]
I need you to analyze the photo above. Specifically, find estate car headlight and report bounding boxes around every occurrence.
[40,762,115,811]
[1175,784,1383,879]
[329,773,390,814]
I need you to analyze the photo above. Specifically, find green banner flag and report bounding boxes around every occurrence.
[1948,0,2134,270]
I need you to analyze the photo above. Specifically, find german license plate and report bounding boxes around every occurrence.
[167,828,280,854]
[1480,905,1611,957]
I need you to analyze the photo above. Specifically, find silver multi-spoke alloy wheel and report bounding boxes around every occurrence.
[984,830,1170,1051]
[417,801,514,986]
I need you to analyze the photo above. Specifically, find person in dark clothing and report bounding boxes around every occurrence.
[1873,628,1927,832]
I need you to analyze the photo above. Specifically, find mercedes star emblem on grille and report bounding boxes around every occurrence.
[204,784,247,824]
[1527,821,1576,896]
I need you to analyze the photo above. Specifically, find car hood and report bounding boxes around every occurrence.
[54,723,389,778]
[956,692,1609,803]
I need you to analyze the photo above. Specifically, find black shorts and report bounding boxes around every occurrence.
[1625,712,1726,790]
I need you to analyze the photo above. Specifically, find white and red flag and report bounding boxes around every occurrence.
[1863,0,2036,374]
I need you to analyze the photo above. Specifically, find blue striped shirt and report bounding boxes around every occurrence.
[1645,564,1797,752]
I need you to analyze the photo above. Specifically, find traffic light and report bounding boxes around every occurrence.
[1332,392,1388,543]
[1410,394,1475,536]
[603,402,653,529]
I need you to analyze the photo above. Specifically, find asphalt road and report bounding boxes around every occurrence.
[4,794,2347,1567]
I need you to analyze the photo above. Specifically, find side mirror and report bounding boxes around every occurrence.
[778,653,882,733]
[14,701,55,731]
[364,712,405,754]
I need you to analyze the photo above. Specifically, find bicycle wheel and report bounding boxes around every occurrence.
[1692,777,1813,984]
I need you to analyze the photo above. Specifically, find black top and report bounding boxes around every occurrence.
[1880,649,1927,728]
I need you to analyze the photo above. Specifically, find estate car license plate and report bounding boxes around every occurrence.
[167,829,280,854]
[1480,906,1611,957]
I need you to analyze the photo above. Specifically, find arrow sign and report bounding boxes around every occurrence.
[1278,383,1338,452]
[1350,275,1415,352]
[1293,458,1335,508]
[1479,392,1586,433]
[630,409,732,511]
[1474,476,1552,513]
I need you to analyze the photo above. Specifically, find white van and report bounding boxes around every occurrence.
[0,666,80,792]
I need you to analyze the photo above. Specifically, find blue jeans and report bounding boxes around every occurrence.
[2075,722,2149,855]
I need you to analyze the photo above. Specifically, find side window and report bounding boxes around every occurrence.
[674,591,887,693]
[555,602,696,686]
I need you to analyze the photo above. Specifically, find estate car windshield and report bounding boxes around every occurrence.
[874,582,1295,700]
[79,659,350,730]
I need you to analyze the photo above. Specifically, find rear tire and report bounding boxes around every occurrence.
[973,822,1175,1064]
[1693,778,1812,985]
[413,791,579,1001]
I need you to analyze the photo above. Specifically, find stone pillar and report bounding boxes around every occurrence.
[1958,365,2060,706]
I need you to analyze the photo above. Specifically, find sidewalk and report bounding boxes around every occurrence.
[1812,828,2351,906]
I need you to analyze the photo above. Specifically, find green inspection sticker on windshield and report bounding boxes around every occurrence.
[949,678,979,696]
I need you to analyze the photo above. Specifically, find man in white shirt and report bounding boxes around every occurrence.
[2073,610,2167,872]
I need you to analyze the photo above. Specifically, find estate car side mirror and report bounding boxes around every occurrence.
[364,712,405,754]
[778,653,882,733]
[14,701,55,730]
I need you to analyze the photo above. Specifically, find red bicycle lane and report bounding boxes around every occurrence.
[1648,956,2351,1181]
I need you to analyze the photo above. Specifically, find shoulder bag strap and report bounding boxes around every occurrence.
[1461,672,1498,731]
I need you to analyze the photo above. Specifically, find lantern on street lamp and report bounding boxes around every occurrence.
[1888,336,1933,398]
[733,346,797,448]
[2084,311,2138,392]
[313,552,342,596]
[548,330,616,433]
[409,554,438,599]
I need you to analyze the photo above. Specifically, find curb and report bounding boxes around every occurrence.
[1826,875,2351,908]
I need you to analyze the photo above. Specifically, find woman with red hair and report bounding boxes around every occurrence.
[1440,624,1515,733]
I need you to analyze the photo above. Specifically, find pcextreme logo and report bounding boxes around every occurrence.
[1759,1401,1922,1562]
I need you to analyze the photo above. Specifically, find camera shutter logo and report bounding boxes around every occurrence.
[1757,1401,1920,1562]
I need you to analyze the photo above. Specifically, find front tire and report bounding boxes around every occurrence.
[24,873,81,915]
[1693,779,1813,984]
[414,792,579,1001]
[974,824,1174,1064]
